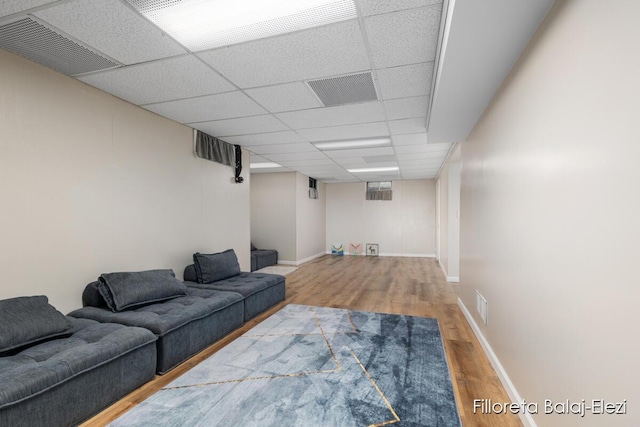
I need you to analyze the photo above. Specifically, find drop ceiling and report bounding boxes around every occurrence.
[0,0,555,183]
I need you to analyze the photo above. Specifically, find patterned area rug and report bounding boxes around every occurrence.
[255,265,298,276]
[109,304,461,427]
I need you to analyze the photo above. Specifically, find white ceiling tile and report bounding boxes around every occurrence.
[263,152,329,162]
[397,151,448,161]
[297,122,388,142]
[323,146,395,159]
[249,155,269,163]
[340,160,398,169]
[365,5,442,68]
[392,133,428,146]
[395,144,442,154]
[332,157,367,166]
[399,158,444,166]
[388,118,426,134]
[0,0,57,17]
[245,82,322,113]
[358,0,442,17]
[384,96,428,120]
[251,167,291,174]
[401,172,437,179]
[198,21,370,88]
[34,0,186,65]
[277,159,336,167]
[376,62,433,100]
[223,131,305,146]
[145,92,267,124]
[249,142,319,155]
[277,102,386,129]
[193,115,288,137]
[78,55,234,105]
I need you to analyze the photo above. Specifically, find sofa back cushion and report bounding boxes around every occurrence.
[98,269,187,312]
[193,249,241,284]
[0,296,73,354]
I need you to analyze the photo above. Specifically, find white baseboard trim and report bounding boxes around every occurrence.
[457,298,537,427]
[325,252,436,258]
[447,276,459,282]
[280,252,326,266]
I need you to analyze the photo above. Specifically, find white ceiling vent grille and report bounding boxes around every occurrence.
[307,72,378,107]
[0,17,120,76]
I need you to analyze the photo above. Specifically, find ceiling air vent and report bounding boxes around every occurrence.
[307,72,378,107]
[0,17,120,76]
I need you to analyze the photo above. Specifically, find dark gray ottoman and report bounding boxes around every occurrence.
[0,317,157,427]
[184,265,286,322]
[69,286,244,374]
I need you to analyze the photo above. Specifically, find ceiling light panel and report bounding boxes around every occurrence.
[78,55,235,105]
[0,17,120,76]
[192,115,289,136]
[348,166,399,173]
[144,91,267,123]
[128,0,357,52]
[314,137,390,150]
[250,162,283,169]
[376,62,433,100]
[35,0,186,65]
[364,5,442,68]
[197,21,369,88]
[307,72,378,107]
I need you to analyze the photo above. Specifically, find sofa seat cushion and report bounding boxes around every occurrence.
[250,250,278,271]
[187,272,283,299]
[0,317,156,409]
[69,288,243,337]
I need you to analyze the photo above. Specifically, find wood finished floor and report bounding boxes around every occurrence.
[81,255,522,427]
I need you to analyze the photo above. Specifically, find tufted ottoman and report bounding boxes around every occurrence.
[0,317,156,427]
[69,287,244,374]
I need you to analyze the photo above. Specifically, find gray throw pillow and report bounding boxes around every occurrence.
[98,269,187,312]
[193,249,241,284]
[0,296,73,354]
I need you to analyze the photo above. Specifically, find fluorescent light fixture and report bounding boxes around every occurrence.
[129,0,357,51]
[250,162,283,169]
[314,137,391,151]
[347,167,399,173]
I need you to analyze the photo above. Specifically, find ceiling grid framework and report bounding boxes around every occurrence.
[0,0,452,182]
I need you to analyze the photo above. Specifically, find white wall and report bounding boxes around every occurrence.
[250,172,297,262]
[0,48,250,314]
[457,1,639,426]
[295,173,326,262]
[438,145,461,281]
[326,180,436,256]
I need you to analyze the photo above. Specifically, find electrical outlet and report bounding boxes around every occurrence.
[476,291,488,325]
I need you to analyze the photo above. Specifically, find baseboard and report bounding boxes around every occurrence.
[457,298,537,427]
[280,252,326,266]
[447,276,459,282]
[326,252,436,258]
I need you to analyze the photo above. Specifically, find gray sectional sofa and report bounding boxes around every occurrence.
[0,296,157,427]
[251,243,278,271]
[1,249,286,426]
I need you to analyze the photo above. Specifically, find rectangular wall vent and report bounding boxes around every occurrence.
[307,72,378,107]
[0,17,120,76]
[476,290,488,325]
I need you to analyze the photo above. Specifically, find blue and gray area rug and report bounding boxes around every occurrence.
[109,304,461,427]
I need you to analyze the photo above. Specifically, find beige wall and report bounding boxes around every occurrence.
[250,172,297,262]
[0,48,250,314]
[438,145,461,281]
[326,180,436,256]
[295,173,326,262]
[457,1,639,426]
[250,172,326,264]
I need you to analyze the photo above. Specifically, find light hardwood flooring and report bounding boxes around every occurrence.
[82,255,522,427]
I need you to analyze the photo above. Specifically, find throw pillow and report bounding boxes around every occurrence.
[98,269,187,312]
[0,296,73,354]
[193,249,241,284]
